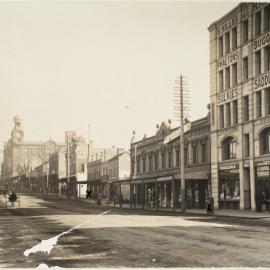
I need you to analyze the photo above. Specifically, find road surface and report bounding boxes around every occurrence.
[0,194,270,268]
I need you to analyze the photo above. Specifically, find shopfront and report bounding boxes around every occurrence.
[186,179,208,209]
[157,176,173,208]
[218,164,240,209]
[255,160,270,211]
[143,179,157,209]
[130,180,143,209]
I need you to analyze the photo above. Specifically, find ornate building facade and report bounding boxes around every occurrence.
[209,3,270,211]
[130,115,211,210]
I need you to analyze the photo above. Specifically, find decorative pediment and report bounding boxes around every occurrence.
[156,122,170,139]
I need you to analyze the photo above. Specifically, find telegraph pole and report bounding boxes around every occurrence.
[67,140,70,198]
[173,74,190,213]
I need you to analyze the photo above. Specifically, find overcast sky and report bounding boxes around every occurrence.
[0,1,238,151]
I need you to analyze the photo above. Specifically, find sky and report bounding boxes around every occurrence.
[0,1,239,151]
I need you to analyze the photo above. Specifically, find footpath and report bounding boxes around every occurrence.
[76,197,270,220]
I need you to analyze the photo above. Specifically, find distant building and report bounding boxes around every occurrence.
[1,115,63,191]
[209,3,270,211]
[130,115,210,210]
[86,147,120,199]
[109,151,131,204]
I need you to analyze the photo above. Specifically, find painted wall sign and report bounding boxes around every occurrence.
[253,32,270,52]
[217,51,238,70]
[217,87,239,105]
[157,176,173,181]
[219,164,239,170]
[217,16,238,36]
[254,72,270,91]
[256,160,270,167]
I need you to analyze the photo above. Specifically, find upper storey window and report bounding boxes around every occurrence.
[243,19,249,42]
[231,27,237,49]
[255,11,262,36]
[218,36,223,57]
[224,32,230,54]
[222,137,236,160]
[260,127,270,155]
[264,5,270,33]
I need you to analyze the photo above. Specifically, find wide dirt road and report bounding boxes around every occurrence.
[0,194,270,268]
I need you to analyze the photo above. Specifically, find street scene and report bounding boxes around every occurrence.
[1,1,270,268]
[0,194,270,268]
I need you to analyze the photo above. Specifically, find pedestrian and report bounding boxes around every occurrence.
[86,189,91,199]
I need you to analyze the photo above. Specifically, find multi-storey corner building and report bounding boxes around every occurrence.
[209,3,270,211]
[130,115,210,210]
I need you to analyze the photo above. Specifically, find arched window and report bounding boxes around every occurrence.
[260,127,270,155]
[222,137,236,160]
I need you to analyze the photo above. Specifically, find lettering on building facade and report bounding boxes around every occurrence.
[254,73,270,91]
[217,16,238,36]
[217,51,238,70]
[217,87,239,105]
[256,160,270,167]
[253,32,270,51]
[219,164,239,170]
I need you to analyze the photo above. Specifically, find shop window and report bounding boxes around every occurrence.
[256,90,262,118]
[255,50,262,75]
[232,100,238,124]
[264,5,270,32]
[161,152,165,169]
[256,179,270,210]
[219,70,224,92]
[224,32,230,53]
[231,27,237,49]
[192,145,197,164]
[175,149,180,167]
[243,95,249,122]
[201,143,207,163]
[232,63,237,86]
[243,19,249,42]
[222,136,236,160]
[255,11,262,36]
[243,57,249,80]
[244,133,250,157]
[259,127,270,155]
[264,46,270,72]
[218,36,223,57]
[219,105,224,128]
[226,102,231,127]
[225,67,230,90]
[220,179,240,201]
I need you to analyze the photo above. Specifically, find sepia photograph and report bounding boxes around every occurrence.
[0,1,270,268]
